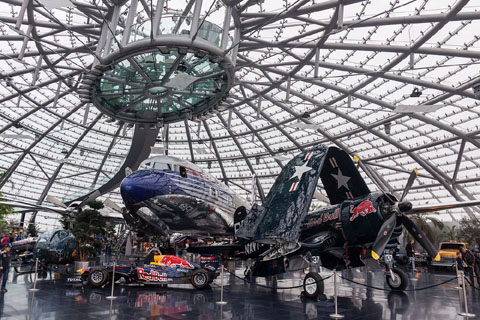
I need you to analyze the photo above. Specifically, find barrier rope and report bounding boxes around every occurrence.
[337,274,459,292]
[223,267,333,289]
[463,276,480,290]
[223,266,463,292]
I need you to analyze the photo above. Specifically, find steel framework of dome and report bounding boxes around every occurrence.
[0,0,479,228]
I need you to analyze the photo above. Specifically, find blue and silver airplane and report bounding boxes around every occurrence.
[116,156,250,237]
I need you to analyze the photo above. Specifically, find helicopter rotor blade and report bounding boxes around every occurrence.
[371,213,398,260]
[400,215,440,261]
[400,168,418,202]
[46,195,67,208]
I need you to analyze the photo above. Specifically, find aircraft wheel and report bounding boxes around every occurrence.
[303,272,324,299]
[386,267,408,291]
[88,269,108,287]
[191,269,210,289]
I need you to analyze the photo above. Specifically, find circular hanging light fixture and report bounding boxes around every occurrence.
[80,16,235,124]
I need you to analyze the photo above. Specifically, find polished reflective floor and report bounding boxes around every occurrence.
[0,265,478,319]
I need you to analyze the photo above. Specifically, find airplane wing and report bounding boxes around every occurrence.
[236,145,329,243]
[319,147,370,205]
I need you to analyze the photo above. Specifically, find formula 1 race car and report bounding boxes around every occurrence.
[77,254,220,289]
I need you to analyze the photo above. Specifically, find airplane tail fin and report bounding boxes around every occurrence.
[320,147,370,205]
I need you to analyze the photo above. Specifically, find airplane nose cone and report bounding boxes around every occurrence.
[121,170,167,205]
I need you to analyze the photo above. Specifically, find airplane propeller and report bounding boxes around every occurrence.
[45,190,101,212]
[104,198,123,213]
[46,195,68,209]
[371,168,441,262]
[372,167,480,261]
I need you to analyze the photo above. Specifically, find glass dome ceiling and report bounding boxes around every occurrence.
[0,0,479,228]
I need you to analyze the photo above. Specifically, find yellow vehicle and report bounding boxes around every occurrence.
[430,241,468,270]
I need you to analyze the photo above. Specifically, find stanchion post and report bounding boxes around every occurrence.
[106,261,118,300]
[216,264,227,305]
[458,270,475,318]
[454,262,461,289]
[28,258,40,292]
[329,271,344,319]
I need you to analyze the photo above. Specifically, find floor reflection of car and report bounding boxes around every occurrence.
[77,287,212,319]
[430,241,467,270]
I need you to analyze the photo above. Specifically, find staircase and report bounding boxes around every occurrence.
[113,223,132,254]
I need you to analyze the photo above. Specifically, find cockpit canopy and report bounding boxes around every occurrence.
[139,156,204,176]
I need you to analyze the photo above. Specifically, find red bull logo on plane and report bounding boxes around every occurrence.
[158,255,194,269]
[323,208,340,223]
[137,268,167,282]
[349,200,376,222]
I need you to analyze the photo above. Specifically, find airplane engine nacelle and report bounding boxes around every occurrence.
[340,192,387,246]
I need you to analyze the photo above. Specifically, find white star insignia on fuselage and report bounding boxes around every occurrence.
[331,168,351,189]
[290,162,313,181]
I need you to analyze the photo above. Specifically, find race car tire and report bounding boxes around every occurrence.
[88,269,108,287]
[191,269,210,289]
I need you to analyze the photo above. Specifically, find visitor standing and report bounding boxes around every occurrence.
[0,244,12,293]
[406,240,415,270]
[461,246,480,288]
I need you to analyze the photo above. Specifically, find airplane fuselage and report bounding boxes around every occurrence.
[301,192,387,247]
[120,156,249,236]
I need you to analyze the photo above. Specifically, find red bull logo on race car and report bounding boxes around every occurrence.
[135,293,167,307]
[154,255,195,269]
[349,200,376,222]
[137,268,167,282]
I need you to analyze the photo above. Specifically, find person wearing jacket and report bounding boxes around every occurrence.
[0,244,12,293]
[405,240,415,270]
[461,246,480,288]
[0,236,9,249]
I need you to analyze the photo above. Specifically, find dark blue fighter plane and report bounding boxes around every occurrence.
[188,144,480,298]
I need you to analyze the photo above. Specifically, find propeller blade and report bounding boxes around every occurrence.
[400,168,418,202]
[46,195,67,208]
[406,199,480,215]
[371,213,398,260]
[104,198,123,213]
[78,190,101,208]
[401,215,440,261]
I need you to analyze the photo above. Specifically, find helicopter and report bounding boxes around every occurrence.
[12,229,77,275]
[188,144,480,298]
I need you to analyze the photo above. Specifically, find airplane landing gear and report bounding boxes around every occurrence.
[383,252,408,291]
[302,272,324,299]
[386,267,408,291]
[301,254,325,300]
